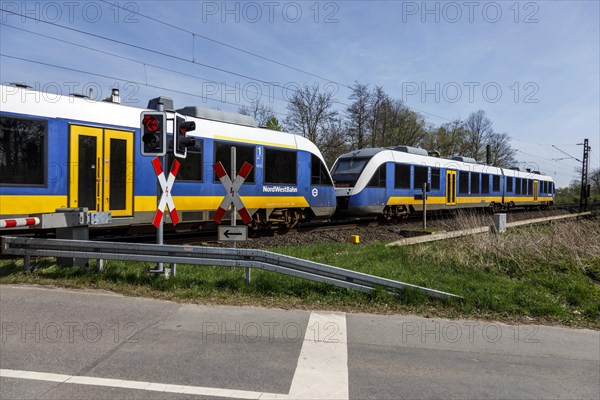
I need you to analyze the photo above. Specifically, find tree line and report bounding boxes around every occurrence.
[239,82,517,168]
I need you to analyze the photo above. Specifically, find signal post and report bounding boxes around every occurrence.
[140,98,196,277]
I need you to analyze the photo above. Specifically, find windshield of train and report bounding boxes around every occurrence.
[331,157,370,186]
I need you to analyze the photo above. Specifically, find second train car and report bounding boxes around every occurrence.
[331,146,555,218]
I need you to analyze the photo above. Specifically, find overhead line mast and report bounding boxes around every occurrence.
[579,139,590,212]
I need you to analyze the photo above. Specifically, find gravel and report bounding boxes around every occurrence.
[230,208,574,249]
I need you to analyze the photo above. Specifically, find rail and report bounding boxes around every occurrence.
[0,236,461,300]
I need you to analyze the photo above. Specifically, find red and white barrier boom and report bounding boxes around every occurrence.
[152,157,180,228]
[0,217,40,229]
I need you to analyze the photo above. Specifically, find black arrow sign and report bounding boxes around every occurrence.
[224,229,243,238]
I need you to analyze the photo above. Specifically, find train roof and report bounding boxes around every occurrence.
[336,146,553,181]
[0,84,326,163]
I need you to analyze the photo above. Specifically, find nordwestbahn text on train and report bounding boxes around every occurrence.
[0,84,554,230]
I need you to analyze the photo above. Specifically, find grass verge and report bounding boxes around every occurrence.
[1,218,598,328]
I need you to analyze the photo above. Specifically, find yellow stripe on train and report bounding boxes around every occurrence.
[0,196,68,214]
[387,195,554,207]
[134,196,310,212]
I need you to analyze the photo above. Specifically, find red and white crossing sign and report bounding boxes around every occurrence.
[152,157,180,228]
[213,161,253,224]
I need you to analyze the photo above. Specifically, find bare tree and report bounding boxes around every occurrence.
[285,84,337,145]
[238,100,275,127]
[486,132,517,167]
[368,86,388,148]
[347,82,371,149]
[366,87,426,148]
[423,119,468,157]
[318,117,350,165]
[463,110,493,160]
[590,168,600,198]
[389,105,427,147]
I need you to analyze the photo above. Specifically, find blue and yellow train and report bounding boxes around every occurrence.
[0,84,556,231]
[0,84,336,230]
[331,146,555,218]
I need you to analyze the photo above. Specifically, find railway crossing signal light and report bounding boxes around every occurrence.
[140,111,167,156]
[174,116,196,159]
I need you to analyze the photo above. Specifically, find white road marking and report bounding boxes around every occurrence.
[0,369,284,399]
[287,312,349,399]
[0,312,349,399]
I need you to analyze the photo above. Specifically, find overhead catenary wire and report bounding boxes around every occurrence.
[3,2,590,154]
[0,53,289,117]
[0,7,457,123]
[96,1,461,122]
[0,8,325,104]
[97,0,354,91]
[0,23,294,107]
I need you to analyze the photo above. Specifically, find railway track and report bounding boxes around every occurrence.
[2,204,595,252]
[90,205,592,247]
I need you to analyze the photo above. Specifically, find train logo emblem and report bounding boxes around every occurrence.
[312,188,319,197]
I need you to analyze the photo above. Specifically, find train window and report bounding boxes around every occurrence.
[311,154,332,186]
[168,140,203,182]
[331,157,369,186]
[482,174,489,194]
[527,180,533,195]
[506,177,514,192]
[0,116,47,186]
[413,166,428,190]
[493,175,500,192]
[516,178,522,194]
[214,142,255,183]
[431,168,440,190]
[367,164,387,188]
[459,171,469,194]
[265,148,297,185]
[550,182,554,194]
[394,164,411,189]
[471,173,480,194]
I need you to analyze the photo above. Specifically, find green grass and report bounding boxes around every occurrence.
[1,219,599,328]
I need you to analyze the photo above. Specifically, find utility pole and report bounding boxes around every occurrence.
[579,138,590,212]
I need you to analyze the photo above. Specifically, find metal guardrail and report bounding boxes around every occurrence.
[0,236,461,300]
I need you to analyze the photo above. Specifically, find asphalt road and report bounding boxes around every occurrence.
[1,285,598,399]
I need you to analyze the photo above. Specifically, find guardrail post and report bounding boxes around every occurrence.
[54,207,90,267]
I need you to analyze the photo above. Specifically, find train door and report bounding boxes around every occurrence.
[69,125,133,216]
[446,170,457,205]
[533,180,539,202]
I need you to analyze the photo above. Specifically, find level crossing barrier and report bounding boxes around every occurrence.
[0,218,40,229]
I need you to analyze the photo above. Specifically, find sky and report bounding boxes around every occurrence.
[0,0,598,188]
